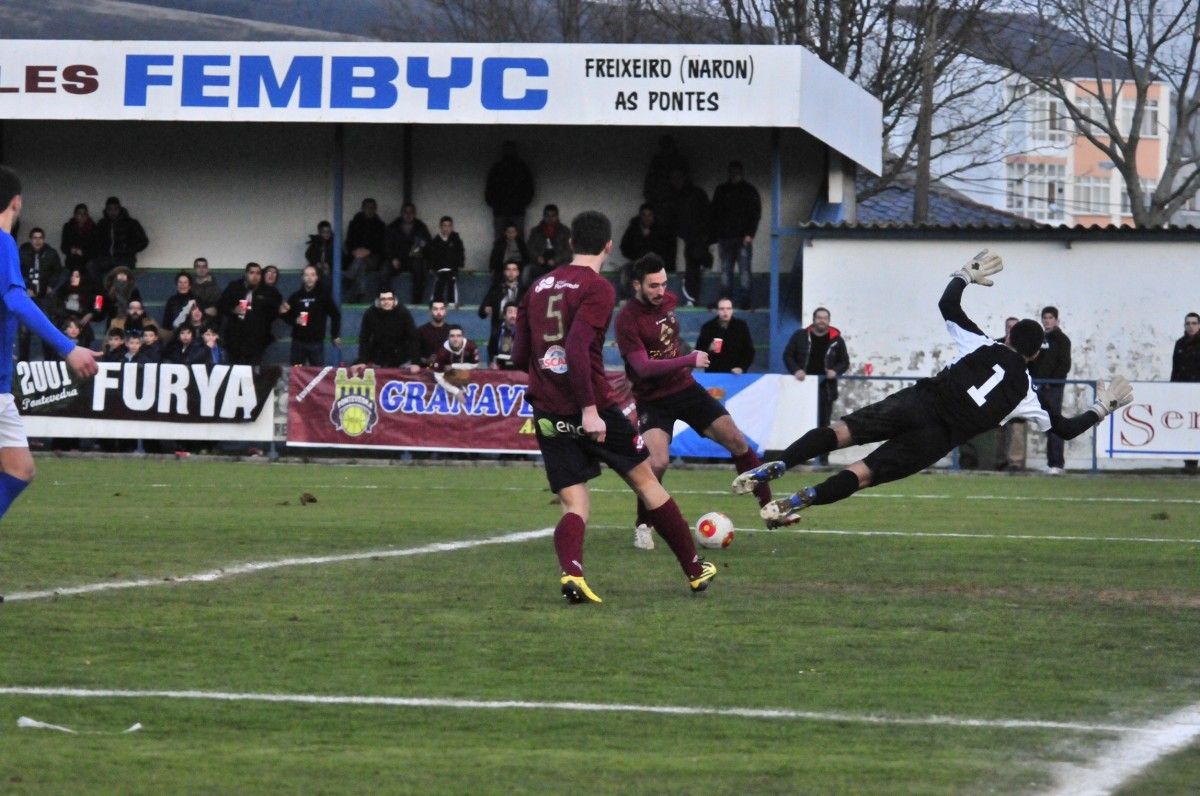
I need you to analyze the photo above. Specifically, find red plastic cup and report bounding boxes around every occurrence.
[711,338,724,354]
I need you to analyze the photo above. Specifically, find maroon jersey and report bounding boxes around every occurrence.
[433,339,480,371]
[519,264,617,415]
[616,290,696,402]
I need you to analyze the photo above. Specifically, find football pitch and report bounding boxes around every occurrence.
[1,457,1198,794]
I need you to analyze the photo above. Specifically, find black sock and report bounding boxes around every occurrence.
[781,427,839,469]
[811,470,859,505]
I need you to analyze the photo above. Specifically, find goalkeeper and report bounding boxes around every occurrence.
[734,250,1134,525]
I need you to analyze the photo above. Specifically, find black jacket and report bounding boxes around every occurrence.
[488,234,530,277]
[61,218,102,269]
[96,208,149,260]
[1172,333,1200,382]
[709,179,761,240]
[695,317,755,373]
[345,212,386,258]
[783,325,851,400]
[1029,327,1071,381]
[384,217,432,271]
[426,233,465,273]
[356,305,418,367]
[163,292,197,330]
[285,286,342,344]
[18,243,64,301]
[485,155,535,216]
[166,340,207,366]
[217,278,281,354]
[619,216,676,266]
[305,234,334,267]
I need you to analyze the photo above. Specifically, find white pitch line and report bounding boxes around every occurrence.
[1043,701,1200,796]
[3,528,553,604]
[0,686,1142,734]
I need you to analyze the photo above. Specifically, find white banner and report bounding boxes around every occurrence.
[0,40,881,172]
[668,373,817,457]
[1103,382,1200,459]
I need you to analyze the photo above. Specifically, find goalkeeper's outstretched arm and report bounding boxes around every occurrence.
[1041,376,1134,440]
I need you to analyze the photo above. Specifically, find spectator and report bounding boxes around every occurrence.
[165,324,206,366]
[524,204,572,287]
[417,300,450,366]
[695,298,755,374]
[426,216,465,307]
[122,331,145,363]
[479,260,523,343]
[91,196,149,280]
[643,134,689,214]
[661,168,711,306]
[1029,305,1071,474]
[489,303,520,370]
[994,317,1027,471]
[60,203,101,273]
[343,198,386,302]
[1171,311,1200,474]
[217,262,278,365]
[107,299,157,340]
[201,324,228,365]
[263,264,282,293]
[485,140,536,237]
[181,301,207,340]
[432,324,480,370]
[710,161,761,310]
[101,265,142,325]
[356,290,419,369]
[19,227,64,360]
[487,223,529,285]
[140,327,164,363]
[53,269,100,334]
[162,271,198,331]
[384,202,432,304]
[60,317,86,350]
[190,257,221,317]
[783,307,851,464]
[284,265,342,366]
[100,327,126,362]
[305,220,334,279]
[619,204,676,270]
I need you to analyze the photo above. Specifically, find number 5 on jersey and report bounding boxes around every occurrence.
[544,294,563,342]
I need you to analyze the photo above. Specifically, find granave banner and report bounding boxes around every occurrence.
[1103,382,1200,458]
[16,360,279,441]
[287,367,819,456]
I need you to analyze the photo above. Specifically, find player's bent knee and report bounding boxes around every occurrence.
[848,461,872,489]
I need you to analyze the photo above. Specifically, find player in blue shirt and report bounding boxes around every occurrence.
[0,166,99,525]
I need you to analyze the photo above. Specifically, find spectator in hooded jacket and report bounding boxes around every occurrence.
[484,140,535,238]
[620,204,676,273]
[60,203,101,273]
[426,216,465,307]
[479,260,523,345]
[90,196,149,281]
[783,307,851,463]
[432,324,480,371]
[305,220,334,279]
[384,203,432,304]
[524,204,572,287]
[101,265,142,325]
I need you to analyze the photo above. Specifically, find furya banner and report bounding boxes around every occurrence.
[1103,382,1200,459]
[16,360,279,440]
[0,41,881,171]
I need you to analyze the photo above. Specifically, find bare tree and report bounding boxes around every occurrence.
[993,0,1200,226]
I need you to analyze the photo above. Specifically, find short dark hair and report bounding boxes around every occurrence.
[176,270,192,283]
[439,215,453,225]
[812,306,830,320]
[639,203,654,214]
[362,197,376,207]
[201,324,220,336]
[1186,312,1199,323]
[0,166,21,210]
[175,323,194,335]
[263,264,279,275]
[629,253,666,284]
[570,211,611,256]
[107,327,125,339]
[29,227,45,238]
[1041,306,1059,319]
[543,204,559,215]
[401,202,415,213]
[729,160,744,171]
[105,196,120,207]
[245,262,262,273]
[193,257,208,267]
[1010,319,1045,357]
[447,324,464,334]
[74,203,88,214]
[317,220,331,230]
[429,300,446,309]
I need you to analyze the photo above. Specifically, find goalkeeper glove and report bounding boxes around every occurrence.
[1090,375,1133,420]
[952,249,1004,287]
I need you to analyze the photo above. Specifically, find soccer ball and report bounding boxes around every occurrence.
[694,511,734,549]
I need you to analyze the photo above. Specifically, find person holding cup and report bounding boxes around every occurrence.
[694,298,755,374]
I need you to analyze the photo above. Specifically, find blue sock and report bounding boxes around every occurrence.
[0,472,31,521]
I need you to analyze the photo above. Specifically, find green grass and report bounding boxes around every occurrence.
[1,459,1198,793]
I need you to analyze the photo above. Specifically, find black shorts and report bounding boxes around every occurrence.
[637,382,729,438]
[841,384,958,486]
[534,405,649,493]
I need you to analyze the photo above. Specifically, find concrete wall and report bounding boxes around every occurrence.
[5,120,825,274]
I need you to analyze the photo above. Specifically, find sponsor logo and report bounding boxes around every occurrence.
[537,417,557,437]
[533,275,556,293]
[540,344,569,374]
[330,367,379,437]
[536,417,587,438]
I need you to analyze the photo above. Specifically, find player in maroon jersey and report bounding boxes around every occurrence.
[615,254,774,549]
[512,211,717,603]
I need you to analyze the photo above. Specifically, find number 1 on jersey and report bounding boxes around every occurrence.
[967,364,1005,407]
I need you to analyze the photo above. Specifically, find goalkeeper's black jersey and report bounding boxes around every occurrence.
[929,278,1052,439]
